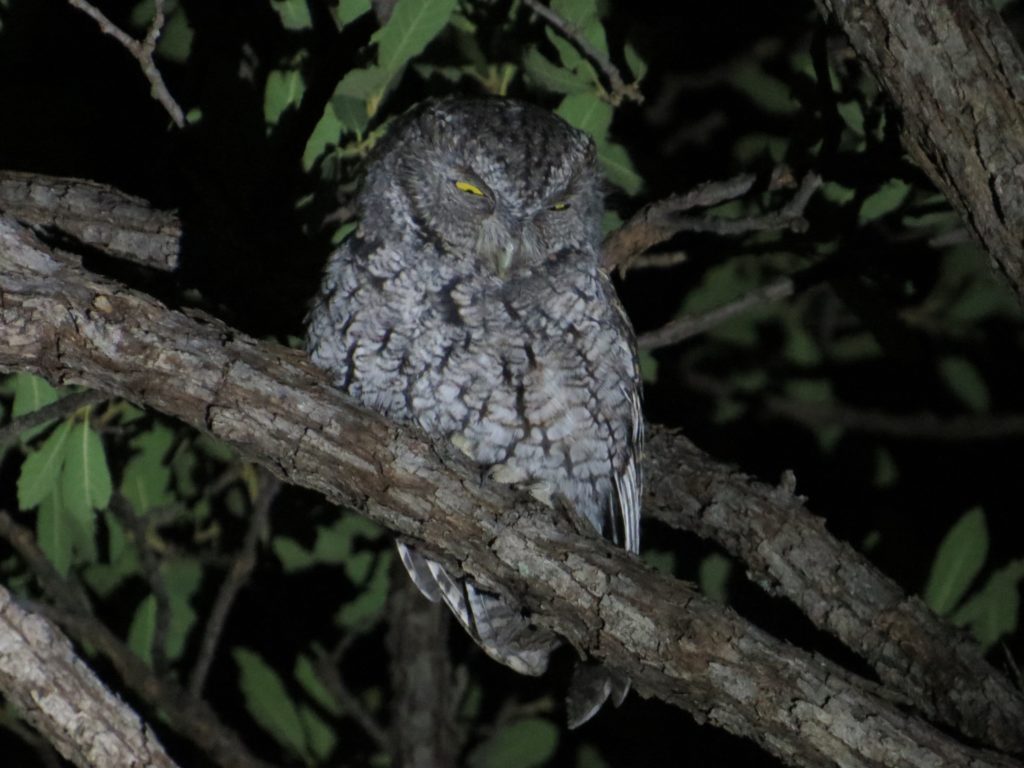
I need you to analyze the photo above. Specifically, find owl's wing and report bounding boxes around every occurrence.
[395,541,558,676]
[612,377,644,555]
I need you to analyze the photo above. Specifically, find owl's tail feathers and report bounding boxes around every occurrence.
[395,542,559,676]
[566,663,631,729]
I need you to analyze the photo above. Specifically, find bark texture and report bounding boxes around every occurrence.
[814,0,1024,299]
[3,216,1022,767]
[0,585,179,768]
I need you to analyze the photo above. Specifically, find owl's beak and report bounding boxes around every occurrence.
[494,241,516,278]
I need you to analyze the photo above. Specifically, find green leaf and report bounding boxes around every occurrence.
[17,419,71,510]
[62,422,113,519]
[11,372,58,442]
[924,507,989,616]
[234,648,311,760]
[640,549,674,573]
[270,0,312,30]
[11,372,58,418]
[295,655,342,715]
[598,141,643,195]
[858,179,911,224]
[299,705,337,760]
[939,356,990,413]
[37,486,72,577]
[468,717,559,768]
[556,92,612,142]
[304,100,345,171]
[732,62,797,114]
[122,444,175,516]
[698,553,732,603]
[623,41,647,81]
[336,551,391,630]
[522,46,590,94]
[163,559,202,661]
[333,93,370,137]
[264,68,308,126]
[273,536,317,571]
[335,66,391,117]
[128,594,158,666]
[335,0,371,26]
[371,0,457,75]
[550,0,608,56]
[157,3,193,63]
[951,559,1024,650]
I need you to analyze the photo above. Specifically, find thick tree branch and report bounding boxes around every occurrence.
[1,584,179,768]
[3,216,1023,766]
[0,171,181,272]
[813,0,1024,303]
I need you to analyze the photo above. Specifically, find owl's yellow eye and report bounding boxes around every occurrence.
[455,180,485,196]
[549,201,570,211]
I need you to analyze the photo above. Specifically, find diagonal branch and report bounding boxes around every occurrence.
[3,216,1023,765]
[1,583,180,768]
[66,0,185,128]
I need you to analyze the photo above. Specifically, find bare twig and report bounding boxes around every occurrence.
[638,275,796,350]
[188,470,278,698]
[0,390,108,446]
[66,0,185,128]
[603,171,821,271]
[521,0,641,105]
[686,369,1024,440]
[314,639,390,751]
[108,493,173,673]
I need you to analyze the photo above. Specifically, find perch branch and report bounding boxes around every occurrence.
[3,216,1022,764]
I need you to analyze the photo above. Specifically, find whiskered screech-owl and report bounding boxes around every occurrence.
[307,97,642,726]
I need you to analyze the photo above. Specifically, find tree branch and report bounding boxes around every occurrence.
[0,171,181,272]
[3,214,1023,765]
[813,0,1024,304]
[66,0,185,128]
[1,583,180,768]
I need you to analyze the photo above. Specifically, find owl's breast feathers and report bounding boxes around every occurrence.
[307,234,642,551]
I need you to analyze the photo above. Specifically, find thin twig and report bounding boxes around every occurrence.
[638,275,796,350]
[603,171,822,272]
[66,0,185,128]
[109,493,174,673]
[0,389,108,446]
[628,250,689,270]
[188,470,278,698]
[314,639,391,751]
[683,370,1024,440]
[522,0,641,105]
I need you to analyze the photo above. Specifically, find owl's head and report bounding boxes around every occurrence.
[360,97,603,278]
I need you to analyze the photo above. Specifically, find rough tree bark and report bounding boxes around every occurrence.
[813,0,1024,300]
[0,585,179,768]
[2,211,1022,767]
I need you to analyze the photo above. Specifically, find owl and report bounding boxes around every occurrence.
[307,96,642,726]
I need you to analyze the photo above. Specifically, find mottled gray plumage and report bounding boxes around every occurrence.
[307,97,642,724]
